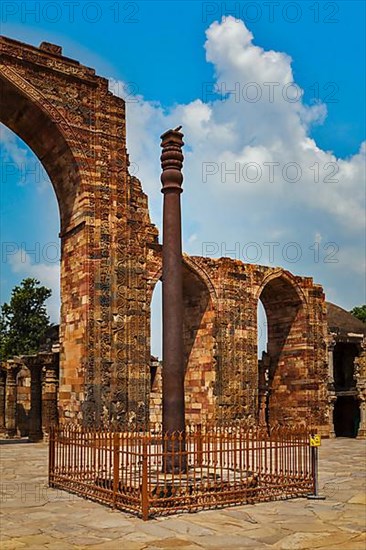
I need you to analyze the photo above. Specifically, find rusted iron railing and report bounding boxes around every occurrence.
[49,424,313,520]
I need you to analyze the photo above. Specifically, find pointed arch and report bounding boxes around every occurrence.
[0,64,85,230]
[148,254,218,423]
[255,268,308,308]
[256,269,310,425]
[0,50,95,425]
[148,255,218,308]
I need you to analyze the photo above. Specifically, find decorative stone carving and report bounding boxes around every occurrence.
[5,362,21,437]
[39,42,62,55]
[0,367,6,431]
[42,355,59,437]
[1,35,332,436]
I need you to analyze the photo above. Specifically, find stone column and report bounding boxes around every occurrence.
[258,365,266,426]
[355,349,366,439]
[42,355,59,438]
[358,395,366,438]
[5,363,20,437]
[258,352,270,427]
[327,339,336,437]
[28,361,43,442]
[328,339,336,384]
[0,367,6,431]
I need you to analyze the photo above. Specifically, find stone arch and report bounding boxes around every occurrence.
[183,255,218,307]
[256,269,310,425]
[0,64,85,230]
[148,254,218,423]
[147,255,218,307]
[1,37,136,427]
[333,341,362,437]
[0,56,95,424]
[255,269,308,308]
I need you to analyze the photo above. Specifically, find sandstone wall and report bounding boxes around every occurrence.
[1,37,329,433]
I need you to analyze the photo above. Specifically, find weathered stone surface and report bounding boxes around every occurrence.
[0,35,156,429]
[147,254,331,430]
[347,493,366,505]
[1,438,365,549]
[273,531,349,549]
[3,36,365,437]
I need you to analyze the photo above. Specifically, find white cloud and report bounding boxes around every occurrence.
[110,16,364,309]
[1,17,364,328]
[188,233,198,245]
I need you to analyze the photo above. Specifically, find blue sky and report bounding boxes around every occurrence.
[1,1,365,355]
[1,1,365,155]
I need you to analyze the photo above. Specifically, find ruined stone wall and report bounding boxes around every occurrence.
[146,253,329,433]
[149,358,162,425]
[148,263,217,425]
[1,36,329,432]
[183,281,216,423]
[0,37,157,428]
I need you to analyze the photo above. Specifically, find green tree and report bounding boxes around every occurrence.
[0,278,52,360]
[350,305,366,323]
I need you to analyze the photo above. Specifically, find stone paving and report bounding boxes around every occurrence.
[0,438,365,549]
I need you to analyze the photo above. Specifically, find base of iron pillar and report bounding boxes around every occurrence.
[162,439,188,474]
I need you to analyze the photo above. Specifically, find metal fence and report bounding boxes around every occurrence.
[49,424,314,520]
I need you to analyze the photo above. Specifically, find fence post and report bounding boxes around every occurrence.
[307,433,325,500]
[197,424,203,466]
[113,432,119,509]
[141,437,149,520]
[48,426,55,487]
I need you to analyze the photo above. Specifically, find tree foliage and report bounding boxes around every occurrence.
[0,278,52,361]
[350,305,366,324]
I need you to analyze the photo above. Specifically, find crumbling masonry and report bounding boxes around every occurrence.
[1,36,365,438]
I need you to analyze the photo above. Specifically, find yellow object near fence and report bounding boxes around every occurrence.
[309,434,321,447]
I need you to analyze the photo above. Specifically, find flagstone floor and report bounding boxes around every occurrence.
[0,437,365,549]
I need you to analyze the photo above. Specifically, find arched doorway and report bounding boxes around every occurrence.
[0,59,86,422]
[182,263,216,423]
[149,261,216,425]
[333,342,361,437]
[333,396,360,437]
[257,273,307,425]
[257,299,269,426]
[1,116,62,438]
[334,343,358,391]
[1,124,60,320]
[149,280,163,424]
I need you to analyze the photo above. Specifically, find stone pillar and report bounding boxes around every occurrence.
[28,362,43,442]
[327,339,336,438]
[0,368,6,431]
[328,339,336,384]
[5,363,20,437]
[355,348,366,439]
[358,396,366,438]
[42,356,59,438]
[258,352,270,427]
